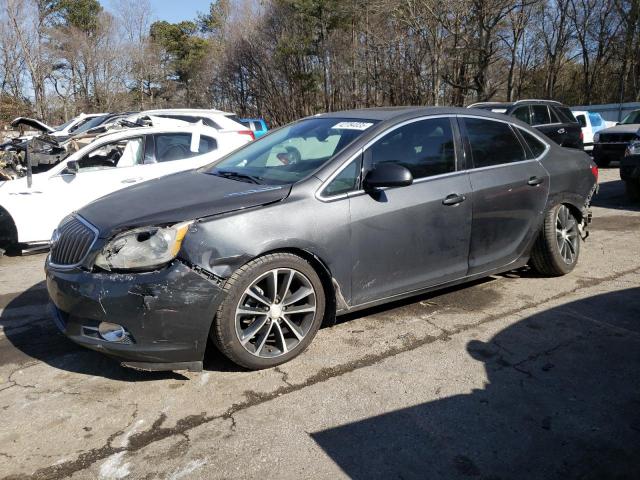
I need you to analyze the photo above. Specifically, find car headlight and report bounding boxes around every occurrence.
[593,132,600,143]
[626,140,640,157]
[94,221,193,271]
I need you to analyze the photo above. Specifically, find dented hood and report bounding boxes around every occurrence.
[78,170,291,237]
[10,117,55,133]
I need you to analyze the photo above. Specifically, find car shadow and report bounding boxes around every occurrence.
[0,281,187,381]
[591,178,640,211]
[311,288,640,479]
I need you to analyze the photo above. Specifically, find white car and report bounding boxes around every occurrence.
[129,109,256,141]
[0,123,251,248]
[571,110,608,152]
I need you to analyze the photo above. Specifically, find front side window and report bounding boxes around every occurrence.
[464,118,526,167]
[154,133,217,162]
[621,110,640,125]
[205,118,377,185]
[531,105,551,125]
[77,137,144,172]
[512,106,531,124]
[365,117,456,179]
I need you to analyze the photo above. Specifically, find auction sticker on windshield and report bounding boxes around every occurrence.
[333,121,374,130]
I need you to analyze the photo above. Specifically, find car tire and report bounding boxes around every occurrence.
[530,204,581,276]
[211,252,326,370]
[625,180,640,202]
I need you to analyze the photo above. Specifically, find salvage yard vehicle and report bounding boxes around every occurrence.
[468,100,584,149]
[0,123,252,250]
[45,107,598,372]
[593,109,640,167]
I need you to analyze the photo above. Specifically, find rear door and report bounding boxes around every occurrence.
[460,116,550,275]
[348,116,472,305]
[530,104,562,144]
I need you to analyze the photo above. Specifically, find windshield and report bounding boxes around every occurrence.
[54,118,76,131]
[204,117,378,185]
[621,110,640,125]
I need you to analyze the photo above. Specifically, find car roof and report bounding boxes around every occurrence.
[313,106,515,123]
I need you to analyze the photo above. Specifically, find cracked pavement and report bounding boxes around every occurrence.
[0,169,639,479]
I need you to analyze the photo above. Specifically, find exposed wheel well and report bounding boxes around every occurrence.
[257,247,338,327]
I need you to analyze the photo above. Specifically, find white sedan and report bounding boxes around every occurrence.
[0,123,251,249]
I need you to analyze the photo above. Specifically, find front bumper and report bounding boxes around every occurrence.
[593,143,627,162]
[620,154,640,182]
[46,259,225,371]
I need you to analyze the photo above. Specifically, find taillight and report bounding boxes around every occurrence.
[590,165,599,183]
[238,130,255,141]
[580,131,584,140]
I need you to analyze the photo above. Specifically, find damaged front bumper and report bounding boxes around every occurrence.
[45,259,225,372]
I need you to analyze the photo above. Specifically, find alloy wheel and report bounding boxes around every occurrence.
[555,205,579,265]
[235,268,317,358]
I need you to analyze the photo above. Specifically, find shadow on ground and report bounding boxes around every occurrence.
[591,177,640,212]
[312,288,640,480]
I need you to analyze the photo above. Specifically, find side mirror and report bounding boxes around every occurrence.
[61,160,79,175]
[364,163,413,190]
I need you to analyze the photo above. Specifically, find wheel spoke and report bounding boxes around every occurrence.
[236,306,267,316]
[273,321,288,354]
[267,269,278,302]
[284,304,316,314]
[246,288,271,307]
[240,316,269,345]
[279,270,294,301]
[283,286,313,306]
[281,315,304,341]
[254,321,273,355]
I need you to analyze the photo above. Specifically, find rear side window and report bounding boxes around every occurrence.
[531,105,551,125]
[154,133,217,162]
[556,106,577,123]
[464,118,526,167]
[512,106,531,124]
[366,117,456,179]
[518,129,547,158]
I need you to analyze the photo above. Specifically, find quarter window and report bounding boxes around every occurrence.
[531,105,551,125]
[464,118,526,167]
[512,106,531,124]
[519,129,547,158]
[365,117,456,179]
[323,159,361,197]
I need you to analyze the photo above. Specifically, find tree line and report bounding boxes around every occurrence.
[1,0,639,127]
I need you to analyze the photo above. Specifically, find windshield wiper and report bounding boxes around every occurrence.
[210,170,263,184]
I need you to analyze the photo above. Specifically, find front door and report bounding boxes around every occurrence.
[349,116,472,306]
[460,116,550,275]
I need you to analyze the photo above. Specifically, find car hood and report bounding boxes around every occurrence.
[598,124,640,135]
[78,170,292,238]
[10,117,55,134]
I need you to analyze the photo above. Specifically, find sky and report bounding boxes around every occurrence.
[103,0,211,24]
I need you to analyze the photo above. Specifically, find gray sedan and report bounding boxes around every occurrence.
[45,107,599,371]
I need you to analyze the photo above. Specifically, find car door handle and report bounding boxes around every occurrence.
[557,128,566,134]
[121,177,142,184]
[527,176,544,186]
[442,193,466,206]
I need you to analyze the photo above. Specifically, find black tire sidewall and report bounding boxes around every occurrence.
[214,254,326,370]
[546,204,581,274]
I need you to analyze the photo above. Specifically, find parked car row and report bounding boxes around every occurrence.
[41,106,598,372]
[0,109,269,251]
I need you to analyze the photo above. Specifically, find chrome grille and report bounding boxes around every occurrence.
[50,216,97,267]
